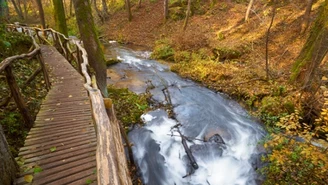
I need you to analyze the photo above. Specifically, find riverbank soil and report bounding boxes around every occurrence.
[104,0,328,184]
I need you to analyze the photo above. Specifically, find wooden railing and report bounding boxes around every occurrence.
[0,26,50,128]
[3,24,132,185]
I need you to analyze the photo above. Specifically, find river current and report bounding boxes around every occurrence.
[105,43,266,185]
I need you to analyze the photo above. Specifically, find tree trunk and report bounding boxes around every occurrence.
[125,0,132,21]
[69,0,73,17]
[0,0,9,19]
[0,124,18,185]
[138,0,141,8]
[164,0,168,21]
[291,0,328,90]
[265,1,276,80]
[101,0,109,17]
[10,0,24,19]
[35,0,46,29]
[16,0,23,18]
[92,0,103,21]
[183,0,192,30]
[303,0,314,32]
[22,0,27,19]
[73,0,108,97]
[245,0,254,22]
[53,0,68,37]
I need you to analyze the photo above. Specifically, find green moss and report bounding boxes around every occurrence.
[174,50,191,62]
[0,25,32,60]
[260,96,280,114]
[291,1,328,82]
[0,112,26,156]
[212,47,242,62]
[169,6,185,21]
[107,85,150,128]
[151,39,175,61]
[283,101,295,114]
[106,58,121,66]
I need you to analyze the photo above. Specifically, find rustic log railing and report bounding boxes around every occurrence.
[4,24,132,185]
[0,26,50,128]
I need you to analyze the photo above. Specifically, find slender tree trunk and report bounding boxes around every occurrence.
[164,0,169,21]
[303,0,314,32]
[23,0,27,19]
[138,0,141,8]
[72,0,108,97]
[265,1,276,80]
[10,0,24,19]
[53,0,68,37]
[101,0,109,17]
[0,0,9,19]
[183,0,192,30]
[92,0,103,21]
[245,0,254,22]
[0,124,18,185]
[125,0,132,21]
[35,0,46,29]
[69,0,73,16]
[291,0,328,90]
[16,0,23,17]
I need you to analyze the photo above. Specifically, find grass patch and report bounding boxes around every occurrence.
[107,85,150,129]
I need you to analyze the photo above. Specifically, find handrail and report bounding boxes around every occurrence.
[5,24,132,185]
[0,26,50,128]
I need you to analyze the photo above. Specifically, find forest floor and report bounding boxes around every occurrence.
[103,0,328,125]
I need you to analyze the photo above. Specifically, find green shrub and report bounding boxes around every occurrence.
[174,51,191,62]
[0,25,32,60]
[212,47,242,62]
[107,85,150,128]
[151,39,175,61]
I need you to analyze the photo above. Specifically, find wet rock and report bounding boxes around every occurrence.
[190,143,223,157]
[204,129,231,142]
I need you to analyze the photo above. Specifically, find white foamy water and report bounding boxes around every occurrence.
[106,46,265,185]
[130,110,261,185]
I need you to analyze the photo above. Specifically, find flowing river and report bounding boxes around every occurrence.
[105,42,266,185]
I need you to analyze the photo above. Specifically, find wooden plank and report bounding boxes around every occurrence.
[16,45,97,184]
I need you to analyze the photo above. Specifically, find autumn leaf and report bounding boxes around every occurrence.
[50,146,57,152]
[86,179,93,184]
[24,175,33,183]
[33,166,43,174]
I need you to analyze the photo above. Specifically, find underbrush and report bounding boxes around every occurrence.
[107,85,151,130]
[261,97,328,184]
[0,27,47,156]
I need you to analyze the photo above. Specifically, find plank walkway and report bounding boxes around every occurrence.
[15,45,97,185]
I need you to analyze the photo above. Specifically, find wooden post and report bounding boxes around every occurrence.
[24,67,42,86]
[76,49,82,74]
[5,66,34,128]
[105,99,135,168]
[0,124,18,185]
[63,40,69,61]
[89,91,132,185]
[37,53,51,90]
[35,28,43,44]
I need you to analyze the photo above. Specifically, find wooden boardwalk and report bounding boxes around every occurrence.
[15,45,97,185]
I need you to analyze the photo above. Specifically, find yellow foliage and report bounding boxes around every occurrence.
[262,84,328,185]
